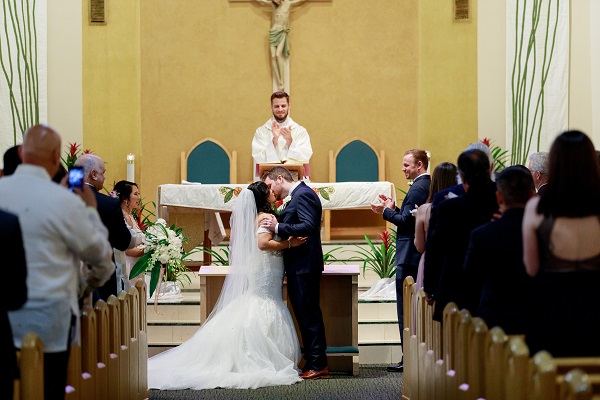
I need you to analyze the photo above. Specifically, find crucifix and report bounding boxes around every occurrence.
[230,0,330,93]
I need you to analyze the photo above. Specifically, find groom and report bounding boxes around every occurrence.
[261,166,329,379]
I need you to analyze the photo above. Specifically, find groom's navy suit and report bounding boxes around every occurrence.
[277,181,327,371]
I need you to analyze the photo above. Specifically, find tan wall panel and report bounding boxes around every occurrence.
[418,0,478,170]
[83,0,141,190]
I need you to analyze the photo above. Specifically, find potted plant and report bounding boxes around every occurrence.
[346,230,397,299]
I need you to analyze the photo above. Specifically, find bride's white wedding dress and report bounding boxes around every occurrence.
[147,190,301,390]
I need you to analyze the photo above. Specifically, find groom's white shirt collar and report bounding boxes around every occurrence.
[288,180,302,196]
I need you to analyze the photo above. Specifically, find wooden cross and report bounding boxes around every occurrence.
[229,0,331,93]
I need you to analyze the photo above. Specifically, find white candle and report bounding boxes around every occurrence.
[127,153,135,182]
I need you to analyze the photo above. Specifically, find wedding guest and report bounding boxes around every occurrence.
[113,180,145,288]
[0,209,27,400]
[523,130,600,357]
[0,124,114,400]
[424,149,499,322]
[414,162,457,296]
[464,166,535,333]
[526,151,549,195]
[371,149,430,372]
[1,145,21,177]
[52,163,67,184]
[431,142,494,206]
[75,154,133,300]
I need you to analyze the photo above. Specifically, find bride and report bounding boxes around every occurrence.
[148,181,307,390]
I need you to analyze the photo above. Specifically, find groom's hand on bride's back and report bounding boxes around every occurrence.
[260,214,278,232]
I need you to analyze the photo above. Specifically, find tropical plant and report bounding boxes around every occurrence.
[323,247,345,265]
[345,230,396,279]
[480,137,510,172]
[200,245,230,266]
[133,198,156,231]
[61,142,93,170]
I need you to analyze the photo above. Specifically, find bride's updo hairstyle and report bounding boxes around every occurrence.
[247,181,274,214]
[113,180,138,204]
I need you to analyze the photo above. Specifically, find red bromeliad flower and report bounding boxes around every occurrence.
[61,142,93,169]
[135,212,148,231]
[378,230,392,250]
[480,137,491,147]
[68,142,81,157]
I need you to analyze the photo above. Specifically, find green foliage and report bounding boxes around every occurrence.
[481,138,510,172]
[323,247,345,265]
[200,246,230,266]
[344,230,397,279]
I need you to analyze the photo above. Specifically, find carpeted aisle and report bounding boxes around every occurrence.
[149,365,403,400]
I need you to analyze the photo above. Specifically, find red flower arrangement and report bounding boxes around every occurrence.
[61,142,93,169]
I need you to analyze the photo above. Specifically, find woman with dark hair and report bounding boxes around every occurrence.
[523,130,600,356]
[147,181,307,390]
[414,162,458,292]
[113,180,144,289]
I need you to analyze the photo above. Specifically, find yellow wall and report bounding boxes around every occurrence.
[82,0,141,189]
[83,1,476,200]
[418,0,478,169]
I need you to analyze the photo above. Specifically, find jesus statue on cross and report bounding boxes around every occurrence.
[255,0,307,91]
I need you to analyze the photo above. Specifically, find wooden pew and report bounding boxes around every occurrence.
[415,288,428,399]
[108,294,129,400]
[465,317,488,398]
[401,276,417,400]
[442,302,460,400]
[529,350,596,400]
[126,287,141,399]
[423,299,439,400]
[407,285,599,400]
[95,300,119,399]
[135,279,149,400]
[484,326,509,400]
[65,306,95,400]
[81,304,106,400]
[14,282,149,400]
[504,335,530,400]
[14,332,44,400]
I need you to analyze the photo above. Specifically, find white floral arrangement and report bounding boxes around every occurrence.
[129,218,193,297]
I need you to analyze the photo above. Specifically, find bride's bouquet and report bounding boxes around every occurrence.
[129,218,193,298]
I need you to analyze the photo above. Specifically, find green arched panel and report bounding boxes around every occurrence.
[187,141,230,184]
[336,140,378,182]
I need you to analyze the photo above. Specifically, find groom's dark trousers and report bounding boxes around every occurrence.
[278,182,328,371]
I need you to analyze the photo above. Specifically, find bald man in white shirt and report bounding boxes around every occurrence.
[0,124,114,400]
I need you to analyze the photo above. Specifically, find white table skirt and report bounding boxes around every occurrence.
[157,181,396,212]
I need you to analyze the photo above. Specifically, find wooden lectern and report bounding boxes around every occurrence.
[256,163,306,181]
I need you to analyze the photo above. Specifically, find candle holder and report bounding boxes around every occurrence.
[127,153,135,182]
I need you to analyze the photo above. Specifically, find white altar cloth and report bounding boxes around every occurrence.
[157,181,396,212]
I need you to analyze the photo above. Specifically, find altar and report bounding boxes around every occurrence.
[156,181,395,244]
[198,264,360,375]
